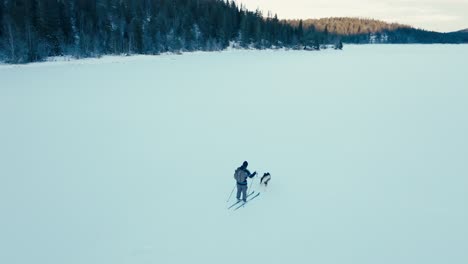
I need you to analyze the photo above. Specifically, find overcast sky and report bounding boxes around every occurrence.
[237,0,468,32]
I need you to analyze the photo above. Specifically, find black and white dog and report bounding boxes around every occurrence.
[260,172,271,186]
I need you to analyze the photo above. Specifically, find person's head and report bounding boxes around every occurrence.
[242,161,248,168]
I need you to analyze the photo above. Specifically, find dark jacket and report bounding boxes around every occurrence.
[236,167,255,185]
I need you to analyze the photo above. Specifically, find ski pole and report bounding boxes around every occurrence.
[226,184,236,202]
[248,172,256,193]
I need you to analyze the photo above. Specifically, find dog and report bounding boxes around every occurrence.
[260,172,271,186]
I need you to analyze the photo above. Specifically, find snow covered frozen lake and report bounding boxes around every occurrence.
[1,45,467,264]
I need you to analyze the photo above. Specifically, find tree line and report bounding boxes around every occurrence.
[288,18,468,44]
[0,0,334,64]
[4,1,463,64]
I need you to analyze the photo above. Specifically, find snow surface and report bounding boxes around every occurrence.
[1,45,468,264]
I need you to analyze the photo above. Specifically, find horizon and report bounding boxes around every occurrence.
[236,0,468,33]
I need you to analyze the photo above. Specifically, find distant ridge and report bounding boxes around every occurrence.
[289,18,411,35]
[288,17,468,44]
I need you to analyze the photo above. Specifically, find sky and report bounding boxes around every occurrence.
[237,0,468,32]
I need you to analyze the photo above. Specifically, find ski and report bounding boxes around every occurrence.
[234,192,261,211]
[227,191,255,209]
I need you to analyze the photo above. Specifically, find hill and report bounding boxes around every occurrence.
[288,18,468,44]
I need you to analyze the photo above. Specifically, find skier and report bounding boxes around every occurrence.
[234,161,257,202]
[260,172,271,186]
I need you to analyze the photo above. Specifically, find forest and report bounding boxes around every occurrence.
[0,0,331,63]
[289,18,468,44]
[1,1,467,63]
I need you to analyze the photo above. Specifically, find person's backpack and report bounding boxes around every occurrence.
[234,168,248,183]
